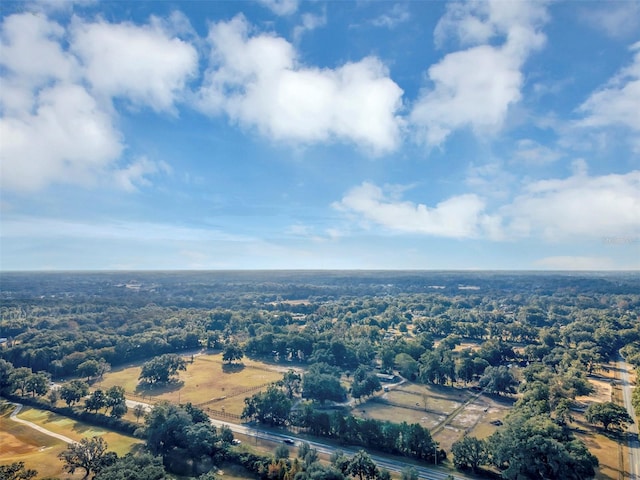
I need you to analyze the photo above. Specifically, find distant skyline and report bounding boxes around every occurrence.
[1,0,639,271]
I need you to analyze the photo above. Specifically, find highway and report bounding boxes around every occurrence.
[126,398,474,479]
[618,356,639,480]
[211,418,474,480]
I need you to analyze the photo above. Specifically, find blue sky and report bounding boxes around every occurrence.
[1,0,639,270]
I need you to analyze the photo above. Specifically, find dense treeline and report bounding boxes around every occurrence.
[2,273,638,381]
[1,271,639,479]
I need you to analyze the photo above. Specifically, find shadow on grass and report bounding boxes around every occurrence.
[222,363,246,374]
[72,422,107,434]
[134,380,184,397]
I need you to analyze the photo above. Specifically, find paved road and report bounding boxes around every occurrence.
[125,396,473,478]
[212,418,472,480]
[618,357,639,480]
[9,402,76,445]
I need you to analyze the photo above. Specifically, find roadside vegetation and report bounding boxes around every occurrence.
[1,271,639,479]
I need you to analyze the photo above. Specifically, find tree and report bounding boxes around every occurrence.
[585,402,633,431]
[9,367,32,396]
[351,367,381,401]
[478,366,518,396]
[394,353,418,380]
[85,389,106,413]
[274,444,290,460]
[400,467,418,480]
[60,380,89,406]
[242,384,292,426]
[280,369,302,399]
[58,437,109,479]
[222,342,244,365]
[0,359,15,393]
[488,412,598,480]
[451,436,488,472]
[93,453,166,480]
[303,372,347,404]
[77,360,100,382]
[139,354,186,385]
[133,404,146,423]
[0,462,37,480]
[144,401,222,464]
[219,424,234,445]
[105,385,127,418]
[25,372,49,398]
[348,450,378,480]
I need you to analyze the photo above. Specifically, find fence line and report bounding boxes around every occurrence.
[205,407,242,420]
[194,382,272,408]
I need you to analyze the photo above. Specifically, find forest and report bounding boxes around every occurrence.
[1,270,639,480]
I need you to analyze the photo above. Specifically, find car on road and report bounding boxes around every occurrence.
[283,438,295,445]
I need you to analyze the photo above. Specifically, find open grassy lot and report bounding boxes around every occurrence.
[0,409,73,479]
[92,353,288,417]
[16,406,143,455]
[0,404,142,479]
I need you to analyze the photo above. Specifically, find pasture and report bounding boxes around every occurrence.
[355,382,511,451]
[92,352,289,417]
[0,402,141,479]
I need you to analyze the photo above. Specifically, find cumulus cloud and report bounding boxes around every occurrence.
[0,12,193,193]
[577,41,640,132]
[197,15,404,154]
[411,0,548,146]
[0,83,123,191]
[503,168,640,240]
[333,182,499,238]
[336,167,639,243]
[71,18,198,112]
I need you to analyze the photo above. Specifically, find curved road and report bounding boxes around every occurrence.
[618,357,639,480]
[9,402,76,445]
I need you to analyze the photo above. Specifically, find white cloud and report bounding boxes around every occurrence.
[71,18,198,112]
[0,83,123,192]
[257,0,298,16]
[0,13,78,95]
[411,45,523,146]
[113,157,171,192]
[577,42,640,132]
[465,162,516,199]
[293,11,327,43]
[371,4,410,29]
[513,139,563,165]
[580,2,640,40]
[336,167,640,244]
[197,15,404,154]
[534,256,616,270]
[0,12,190,193]
[503,169,640,240]
[333,182,498,239]
[412,0,548,146]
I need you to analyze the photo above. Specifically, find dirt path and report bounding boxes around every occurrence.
[9,403,76,445]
